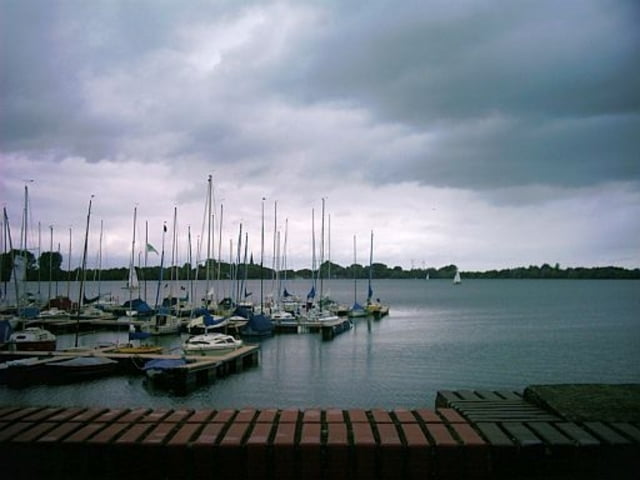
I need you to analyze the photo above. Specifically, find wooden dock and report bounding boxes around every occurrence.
[0,344,260,392]
[274,317,353,339]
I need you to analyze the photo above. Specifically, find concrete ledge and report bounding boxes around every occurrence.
[1,387,639,479]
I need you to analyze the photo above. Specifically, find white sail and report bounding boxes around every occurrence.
[127,266,139,290]
[453,270,461,284]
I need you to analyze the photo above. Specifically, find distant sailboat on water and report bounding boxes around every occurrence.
[453,269,462,285]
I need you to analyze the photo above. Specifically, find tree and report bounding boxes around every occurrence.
[38,251,63,280]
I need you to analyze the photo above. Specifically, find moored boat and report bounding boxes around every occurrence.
[8,327,56,351]
[183,333,243,356]
[46,356,119,383]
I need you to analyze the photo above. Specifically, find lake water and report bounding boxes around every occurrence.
[1,279,639,409]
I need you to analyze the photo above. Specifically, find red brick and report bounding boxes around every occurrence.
[438,408,466,423]
[378,423,403,478]
[425,423,462,478]
[273,422,297,480]
[300,423,322,480]
[279,409,299,423]
[256,408,278,423]
[117,408,150,423]
[352,422,376,479]
[20,407,63,422]
[0,422,34,441]
[0,406,20,419]
[191,422,225,480]
[449,423,489,478]
[94,408,128,422]
[37,421,83,442]
[141,408,171,423]
[326,408,345,423]
[88,422,130,444]
[164,408,194,423]
[219,421,250,446]
[48,408,87,422]
[425,423,458,446]
[326,423,350,480]
[371,409,393,423]
[415,408,442,423]
[451,423,486,446]
[114,423,153,445]
[69,407,109,423]
[219,422,251,479]
[192,422,225,446]
[13,422,58,442]
[166,423,203,480]
[401,423,432,480]
[246,423,273,480]
[347,409,369,423]
[303,409,322,423]
[394,409,418,423]
[168,423,201,446]
[211,408,235,423]
[143,422,176,445]
[235,408,257,423]
[2,407,42,421]
[187,409,215,423]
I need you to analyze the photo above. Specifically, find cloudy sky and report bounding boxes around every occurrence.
[1,0,639,272]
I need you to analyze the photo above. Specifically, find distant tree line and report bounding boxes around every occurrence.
[1,250,639,282]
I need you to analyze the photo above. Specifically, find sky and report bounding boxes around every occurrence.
[1,0,639,272]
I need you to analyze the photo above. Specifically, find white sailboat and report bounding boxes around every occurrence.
[453,269,462,285]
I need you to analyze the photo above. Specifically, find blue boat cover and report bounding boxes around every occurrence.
[241,312,273,336]
[122,298,152,314]
[142,358,186,371]
[0,319,13,343]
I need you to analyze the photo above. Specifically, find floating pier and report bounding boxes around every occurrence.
[0,344,260,392]
[274,317,353,339]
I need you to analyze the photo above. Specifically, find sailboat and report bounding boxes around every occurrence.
[123,206,140,293]
[299,201,339,324]
[144,222,181,335]
[348,235,368,318]
[365,230,389,319]
[453,269,462,285]
[240,198,273,337]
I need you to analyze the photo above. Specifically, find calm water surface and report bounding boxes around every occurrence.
[1,279,639,409]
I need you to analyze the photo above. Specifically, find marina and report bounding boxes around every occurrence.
[1,278,639,410]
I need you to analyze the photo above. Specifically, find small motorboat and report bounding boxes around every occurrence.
[183,333,243,356]
[9,327,57,351]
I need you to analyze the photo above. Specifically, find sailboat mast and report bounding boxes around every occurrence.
[205,175,212,305]
[66,227,72,300]
[3,208,20,311]
[48,225,53,301]
[353,235,358,304]
[75,195,93,347]
[319,198,325,302]
[217,203,224,291]
[130,206,138,308]
[271,200,277,292]
[368,230,374,303]
[260,197,265,314]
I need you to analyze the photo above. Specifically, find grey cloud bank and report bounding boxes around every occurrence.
[1,0,639,271]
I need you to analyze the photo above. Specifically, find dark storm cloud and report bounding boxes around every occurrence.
[274,0,640,188]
